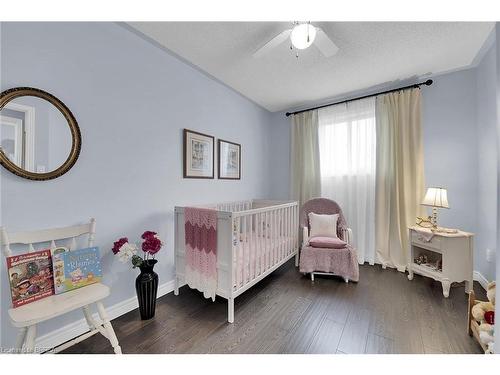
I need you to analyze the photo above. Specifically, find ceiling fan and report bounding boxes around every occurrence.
[253,22,339,59]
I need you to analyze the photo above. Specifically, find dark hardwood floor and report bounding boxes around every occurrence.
[62,261,486,354]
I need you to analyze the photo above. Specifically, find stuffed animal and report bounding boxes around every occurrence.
[486,342,495,354]
[487,281,496,305]
[478,323,495,345]
[472,301,495,322]
[472,281,496,323]
[472,281,496,352]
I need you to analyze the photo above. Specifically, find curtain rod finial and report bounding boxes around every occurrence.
[285,112,292,117]
[425,79,433,86]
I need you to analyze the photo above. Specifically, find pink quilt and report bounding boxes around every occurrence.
[184,207,218,301]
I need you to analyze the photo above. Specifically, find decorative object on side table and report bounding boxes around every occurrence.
[112,231,163,320]
[419,187,454,232]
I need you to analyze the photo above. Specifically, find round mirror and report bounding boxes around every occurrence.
[0,87,81,180]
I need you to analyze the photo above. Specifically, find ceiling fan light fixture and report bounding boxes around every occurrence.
[290,23,316,50]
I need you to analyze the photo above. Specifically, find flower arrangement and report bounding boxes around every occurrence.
[112,231,163,269]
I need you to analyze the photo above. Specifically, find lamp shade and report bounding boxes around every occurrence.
[422,187,449,208]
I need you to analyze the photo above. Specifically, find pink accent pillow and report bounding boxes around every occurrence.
[309,236,347,249]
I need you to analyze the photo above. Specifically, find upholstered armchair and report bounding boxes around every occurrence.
[299,198,359,282]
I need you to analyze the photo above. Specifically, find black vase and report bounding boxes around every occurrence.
[135,259,159,320]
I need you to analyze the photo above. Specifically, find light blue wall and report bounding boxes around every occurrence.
[268,111,290,200]
[0,22,274,348]
[421,69,478,234]
[475,39,497,282]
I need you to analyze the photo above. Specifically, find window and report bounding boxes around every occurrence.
[318,97,376,264]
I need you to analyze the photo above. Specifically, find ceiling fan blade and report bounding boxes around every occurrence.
[314,28,339,57]
[253,29,292,58]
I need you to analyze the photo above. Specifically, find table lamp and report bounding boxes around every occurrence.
[422,187,449,230]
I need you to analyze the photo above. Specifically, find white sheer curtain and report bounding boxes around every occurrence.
[318,98,376,264]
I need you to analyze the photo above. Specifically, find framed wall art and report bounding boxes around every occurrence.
[218,139,241,180]
[183,129,215,179]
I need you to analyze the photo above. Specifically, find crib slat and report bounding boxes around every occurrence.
[264,211,271,271]
[293,205,299,249]
[288,207,295,254]
[283,207,287,259]
[282,207,286,259]
[246,214,250,283]
[259,212,266,275]
[276,208,284,262]
[276,209,279,264]
[243,215,247,285]
[284,207,288,260]
[248,214,257,280]
[278,208,282,261]
[248,213,253,281]
[255,212,259,277]
[274,209,277,263]
[269,210,273,267]
[287,206,291,255]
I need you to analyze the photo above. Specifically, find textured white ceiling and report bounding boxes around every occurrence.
[129,22,494,112]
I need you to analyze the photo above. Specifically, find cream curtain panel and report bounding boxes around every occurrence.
[375,88,426,271]
[290,110,321,206]
[318,98,377,265]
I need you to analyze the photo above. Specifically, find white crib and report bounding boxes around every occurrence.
[174,199,299,323]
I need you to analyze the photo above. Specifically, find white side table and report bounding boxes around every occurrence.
[407,226,474,298]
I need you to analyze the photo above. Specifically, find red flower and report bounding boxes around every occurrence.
[142,236,162,255]
[141,231,157,240]
[112,237,128,254]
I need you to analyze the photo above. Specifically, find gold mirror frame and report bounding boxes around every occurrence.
[0,87,81,181]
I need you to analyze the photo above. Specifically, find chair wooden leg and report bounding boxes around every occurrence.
[82,305,96,331]
[24,325,37,353]
[15,327,28,353]
[96,301,122,354]
[295,251,299,267]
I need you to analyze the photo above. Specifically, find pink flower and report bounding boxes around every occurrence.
[142,236,162,255]
[112,237,128,254]
[141,231,157,240]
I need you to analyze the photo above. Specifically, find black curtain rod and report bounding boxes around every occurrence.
[285,79,433,117]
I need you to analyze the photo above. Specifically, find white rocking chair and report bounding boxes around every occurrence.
[1,218,122,354]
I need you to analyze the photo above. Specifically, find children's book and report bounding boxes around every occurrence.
[52,247,102,294]
[6,249,55,308]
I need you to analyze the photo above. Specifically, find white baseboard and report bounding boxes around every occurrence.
[473,270,489,291]
[36,279,175,351]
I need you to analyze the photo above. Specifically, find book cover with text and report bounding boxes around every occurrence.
[6,249,54,308]
[53,247,102,294]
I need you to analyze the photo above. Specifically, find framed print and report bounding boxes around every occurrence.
[183,129,214,178]
[218,139,241,180]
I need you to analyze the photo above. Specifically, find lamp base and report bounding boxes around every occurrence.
[427,206,439,231]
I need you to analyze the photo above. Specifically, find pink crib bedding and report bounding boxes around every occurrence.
[232,233,294,288]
